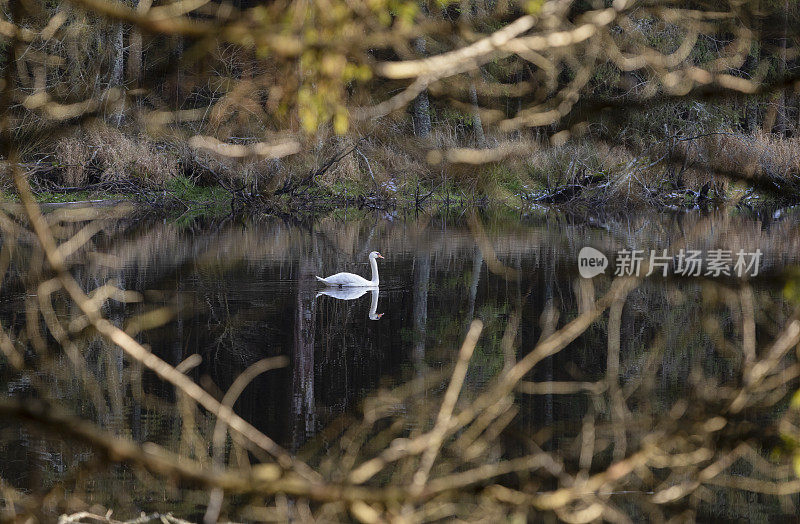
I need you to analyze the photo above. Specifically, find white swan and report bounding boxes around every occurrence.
[316,251,384,287]
[316,288,383,320]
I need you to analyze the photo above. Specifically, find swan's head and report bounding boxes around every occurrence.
[369,251,385,260]
[369,312,384,320]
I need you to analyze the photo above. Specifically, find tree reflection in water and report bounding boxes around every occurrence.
[3,210,800,520]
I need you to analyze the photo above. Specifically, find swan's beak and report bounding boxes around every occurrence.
[376,253,384,259]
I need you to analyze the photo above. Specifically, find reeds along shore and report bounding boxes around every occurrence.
[7,121,800,212]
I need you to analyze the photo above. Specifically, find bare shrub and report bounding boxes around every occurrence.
[358,135,429,192]
[315,135,361,186]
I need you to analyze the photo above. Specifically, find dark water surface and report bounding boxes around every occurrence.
[3,206,800,519]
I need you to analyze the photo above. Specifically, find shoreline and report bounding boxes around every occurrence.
[2,182,792,224]
[7,129,800,218]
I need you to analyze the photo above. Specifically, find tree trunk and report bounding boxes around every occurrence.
[469,82,486,148]
[746,99,759,133]
[291,258,318,452]
[110,22,125,125]
[540,258,556,425]
[412,247,431,367]
[745,0,761,134]
[796,92,800,132]
[172,36,185,104]
[466,247,483,324]
[411,37,431,138]
[774,1,789,135]
[126,0,152,86]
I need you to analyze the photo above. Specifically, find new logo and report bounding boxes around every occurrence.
[578,247,608,278]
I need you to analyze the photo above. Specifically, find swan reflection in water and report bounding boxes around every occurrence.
[316,287,383,320]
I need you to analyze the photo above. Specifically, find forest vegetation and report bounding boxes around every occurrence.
[2,1,800,523]
[3,0,800,212]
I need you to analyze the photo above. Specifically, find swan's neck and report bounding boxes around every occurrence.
[369,289,379,315]
[370,257,380,285]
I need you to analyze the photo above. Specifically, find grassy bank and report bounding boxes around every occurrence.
[4,123,800,216]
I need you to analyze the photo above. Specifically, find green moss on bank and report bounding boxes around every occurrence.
[165,176,230,203]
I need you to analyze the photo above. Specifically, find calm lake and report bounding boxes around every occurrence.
[2,205,800,520]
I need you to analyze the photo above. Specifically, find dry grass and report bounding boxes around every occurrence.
[680,131,800,186]
[278,121,432,197]
[52,125,179,187]
[54,136,91,186]
[24,122,800,209]
[525,141,634,186]
[508,130,800,207]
